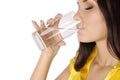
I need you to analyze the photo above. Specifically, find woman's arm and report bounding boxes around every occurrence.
[55,65,70,80]
[30,48,57,80]
[30,14,69,80]
[30,54,70,80]
[30,46,70,80]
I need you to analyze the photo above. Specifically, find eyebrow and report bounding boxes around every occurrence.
[83,0,96,3]
[84,0,97,2]
[83,0,87,2]
[77,0,96,4]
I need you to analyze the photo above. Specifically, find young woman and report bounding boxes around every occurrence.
[30,0,120,80]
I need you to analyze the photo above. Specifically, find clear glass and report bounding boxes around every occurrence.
[32,11,80,50]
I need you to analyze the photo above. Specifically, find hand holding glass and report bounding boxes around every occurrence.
[32,11,79,50]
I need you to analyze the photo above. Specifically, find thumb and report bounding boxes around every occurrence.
[57,41,66,46]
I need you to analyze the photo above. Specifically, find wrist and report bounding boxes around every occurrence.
[41,48,55,60]
[41,46,59,58]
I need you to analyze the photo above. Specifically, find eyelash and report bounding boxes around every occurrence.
[85,6,93,10]
[78,5,93,11]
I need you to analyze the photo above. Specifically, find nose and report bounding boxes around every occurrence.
[73,12,82,29]
[73,12,81,21]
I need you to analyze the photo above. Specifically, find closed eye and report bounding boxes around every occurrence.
[85,6,93,10]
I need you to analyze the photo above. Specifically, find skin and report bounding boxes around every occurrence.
[30,0,119,80]
[76,0,118,80]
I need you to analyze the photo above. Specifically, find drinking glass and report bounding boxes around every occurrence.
[32,11,80,50]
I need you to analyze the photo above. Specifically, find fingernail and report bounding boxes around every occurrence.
[57,14,62,18]
[32,20,35,23]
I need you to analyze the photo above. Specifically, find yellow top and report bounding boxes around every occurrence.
[69,47,120,80]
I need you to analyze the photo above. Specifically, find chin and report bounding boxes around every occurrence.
[77,35,95,43]
[79,39,94,43]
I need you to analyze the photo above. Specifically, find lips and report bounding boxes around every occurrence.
[76,23,84,30]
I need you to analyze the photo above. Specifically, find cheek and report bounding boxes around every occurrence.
[78,13,107,42]
[92,13,107,40]
[94,21,107,41]
[78,24,107,42]
[91,23,107,40]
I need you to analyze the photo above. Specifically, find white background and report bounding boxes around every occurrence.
[0,0,79,80]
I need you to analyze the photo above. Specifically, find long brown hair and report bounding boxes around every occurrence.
[74,0,120,71]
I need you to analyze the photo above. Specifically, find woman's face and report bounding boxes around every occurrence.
[74,0,107,43]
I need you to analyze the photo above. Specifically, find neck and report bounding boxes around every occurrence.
[95,40,118,67]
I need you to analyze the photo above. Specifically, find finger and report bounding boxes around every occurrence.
[40,20,46,28]
[32,20,40,31]
[57,40,66,46]
[55,14,62,22]
[47,18,54,27]
[54,14,63,27]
